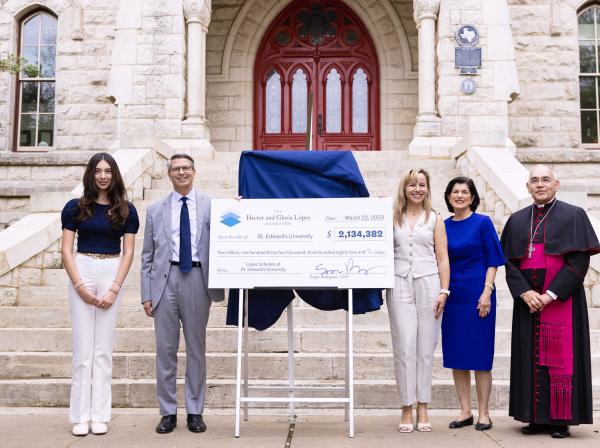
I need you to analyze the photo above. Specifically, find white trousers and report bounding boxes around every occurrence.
[68,254,121,423]
[387,272,441,406]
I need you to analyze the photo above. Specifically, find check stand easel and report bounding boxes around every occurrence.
[234,288,355,438]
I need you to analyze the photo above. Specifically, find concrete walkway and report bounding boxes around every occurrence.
[1,410,599,448]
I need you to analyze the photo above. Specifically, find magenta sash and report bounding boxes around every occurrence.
[520,243,573,420]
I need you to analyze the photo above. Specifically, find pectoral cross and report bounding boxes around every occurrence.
[528,243,535,258]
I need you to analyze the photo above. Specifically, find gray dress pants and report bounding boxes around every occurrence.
[154,265,211,415]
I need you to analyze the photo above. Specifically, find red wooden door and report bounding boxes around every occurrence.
[254,0,380,150]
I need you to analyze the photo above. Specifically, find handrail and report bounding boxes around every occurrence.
[0,148,154,276]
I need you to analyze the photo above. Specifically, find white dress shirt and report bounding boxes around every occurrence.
[171,189,200,262]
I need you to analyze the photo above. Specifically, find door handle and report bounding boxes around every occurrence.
[317,114,323,135]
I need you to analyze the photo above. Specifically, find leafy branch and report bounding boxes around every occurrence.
[0,54,39,77]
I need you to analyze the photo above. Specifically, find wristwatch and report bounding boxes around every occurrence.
[440,288,450,296]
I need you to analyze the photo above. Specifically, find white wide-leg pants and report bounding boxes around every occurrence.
[387,272,441,406]
[68,254,121,424]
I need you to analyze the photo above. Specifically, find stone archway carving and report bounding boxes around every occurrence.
[413,0,440,20]
[219,0,415,80]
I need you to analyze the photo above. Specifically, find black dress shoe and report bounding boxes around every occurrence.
[449,415,474,428]
[156,415,177,434]
[521,423,553,435]
[550,425,570,439]
[475,419,493,431]
[187,414,206,433]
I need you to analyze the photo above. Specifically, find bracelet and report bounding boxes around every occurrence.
[112,279,122,287]
[73,280,84,289]
[484,282,494,290]
[109,288,120,295]
[440,288,450,297]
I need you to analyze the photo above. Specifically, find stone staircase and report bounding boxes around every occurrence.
[518,150,600,220]
[0,152,93,230]
[1,151,598,411]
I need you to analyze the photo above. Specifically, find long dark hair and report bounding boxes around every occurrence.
[77,152,129,229]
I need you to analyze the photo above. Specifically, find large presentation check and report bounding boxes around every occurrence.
[209,198,394,289]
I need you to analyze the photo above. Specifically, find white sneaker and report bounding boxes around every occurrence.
[91,422,108,435]
[72,423,89,436]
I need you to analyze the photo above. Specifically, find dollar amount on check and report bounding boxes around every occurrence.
[208,198,394,289]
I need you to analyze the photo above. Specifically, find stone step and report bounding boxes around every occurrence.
[3,304,600,331]
[521,161,600,180]
[1,378,599,409]
[0,351,506,381]
[0,180,80,196]
[15,285,517,308]
[3,351,600,382]
[1,327,599,355]
[0,304,515,330]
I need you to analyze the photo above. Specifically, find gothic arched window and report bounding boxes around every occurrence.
[16,10,57,151]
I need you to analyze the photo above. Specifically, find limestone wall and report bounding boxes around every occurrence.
[110,0,187,148]
[205,0,419,152]
[507,0,581,151]
[0,0,121,152]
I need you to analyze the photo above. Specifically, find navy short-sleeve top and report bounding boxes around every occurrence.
[61,199,140,254]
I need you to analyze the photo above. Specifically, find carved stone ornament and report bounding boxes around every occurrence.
[184,0,211,26]
[413,0,441,22]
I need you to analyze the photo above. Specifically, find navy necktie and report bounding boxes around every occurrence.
[179,197,192,273]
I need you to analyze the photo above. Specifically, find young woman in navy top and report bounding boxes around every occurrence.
[61,153,139,436]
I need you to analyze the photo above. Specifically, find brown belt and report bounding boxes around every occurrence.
[79,252,120,259]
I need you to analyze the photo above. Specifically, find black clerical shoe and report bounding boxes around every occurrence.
[448,415,473,428]
[521,423,552,435]
[155,415,177,434]
[550,425,570,439]
[187,414,206,433]
[475,419,493,431]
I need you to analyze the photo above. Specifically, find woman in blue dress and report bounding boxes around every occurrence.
[442,177,505,431]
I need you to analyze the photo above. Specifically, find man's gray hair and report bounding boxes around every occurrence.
[167,153,195,170]
[529,164,559,181]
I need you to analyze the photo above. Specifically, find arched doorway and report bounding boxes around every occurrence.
[254,0,380,150]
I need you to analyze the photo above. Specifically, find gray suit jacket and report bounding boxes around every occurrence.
[140,190,224,307]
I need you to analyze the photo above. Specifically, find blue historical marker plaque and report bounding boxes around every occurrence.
[455,24,479,47]
[455,47,482,74]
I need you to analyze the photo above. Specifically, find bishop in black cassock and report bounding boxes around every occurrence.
[500,165,600,439]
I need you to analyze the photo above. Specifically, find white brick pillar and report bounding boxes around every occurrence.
[184,0,210,125]
[413,0,441,137]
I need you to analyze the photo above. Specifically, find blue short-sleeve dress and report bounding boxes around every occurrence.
[441,213,505,371]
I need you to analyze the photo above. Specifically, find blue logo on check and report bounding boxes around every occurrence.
[220,210,241,227]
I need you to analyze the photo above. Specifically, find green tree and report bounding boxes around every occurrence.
[0,54,39,77]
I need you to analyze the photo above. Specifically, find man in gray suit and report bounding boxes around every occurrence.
[141,153,223,434]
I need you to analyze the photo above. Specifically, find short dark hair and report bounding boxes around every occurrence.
[444,176,480,212]
[167,153,195,170]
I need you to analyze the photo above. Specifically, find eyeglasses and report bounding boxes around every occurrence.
[528,177,553,185]
[169,165,194,174]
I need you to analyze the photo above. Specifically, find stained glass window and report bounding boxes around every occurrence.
[326,68,341,133]
[265,70,282,133]
[352,68,368,133]
[291,68,308,133]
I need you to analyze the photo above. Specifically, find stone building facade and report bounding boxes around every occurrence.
[0,0,595,157]
[0,0,599,412]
